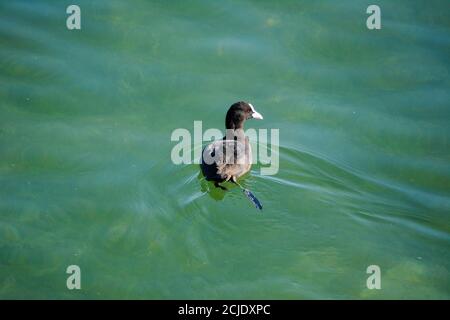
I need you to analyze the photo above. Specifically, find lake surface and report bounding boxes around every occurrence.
[0,0,449,299]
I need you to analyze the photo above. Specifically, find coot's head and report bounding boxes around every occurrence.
[225,101,263,129]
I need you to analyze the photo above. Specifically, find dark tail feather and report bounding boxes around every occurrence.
[242,188,263,210]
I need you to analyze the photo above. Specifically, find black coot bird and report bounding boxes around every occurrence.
[200,101,263,210]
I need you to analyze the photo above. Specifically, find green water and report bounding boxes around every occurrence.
[1,0,449,299]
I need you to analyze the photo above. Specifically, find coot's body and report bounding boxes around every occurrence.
[200,101,263,188]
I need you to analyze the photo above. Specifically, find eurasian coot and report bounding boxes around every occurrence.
[200,101,263,210]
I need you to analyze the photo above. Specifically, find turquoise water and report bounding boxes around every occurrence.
[0,0,449,299]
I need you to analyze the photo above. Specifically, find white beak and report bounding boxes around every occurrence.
[248,103,263,120]
[252,111,263,120]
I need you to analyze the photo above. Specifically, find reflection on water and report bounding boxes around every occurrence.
[0,0,449,299]
[198,172,226,201]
